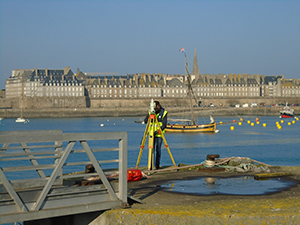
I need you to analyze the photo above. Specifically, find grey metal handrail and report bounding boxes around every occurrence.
[0,130,127,224]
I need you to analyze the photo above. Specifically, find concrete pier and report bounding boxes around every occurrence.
[91,166,300,225]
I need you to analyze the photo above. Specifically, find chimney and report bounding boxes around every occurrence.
[64,67,70,75]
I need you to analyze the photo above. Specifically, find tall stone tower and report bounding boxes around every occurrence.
[192,48,200,76]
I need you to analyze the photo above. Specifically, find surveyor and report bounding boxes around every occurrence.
[144,101,168,170]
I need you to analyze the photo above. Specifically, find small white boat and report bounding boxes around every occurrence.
[16,117,26,123]
[16,89,28,123]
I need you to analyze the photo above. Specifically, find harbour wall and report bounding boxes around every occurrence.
[0,97,299,118]
[1,96,300,109]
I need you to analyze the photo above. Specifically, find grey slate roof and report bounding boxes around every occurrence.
[166,78,184,87]
[264,75,282,84]
[247,78,258,85]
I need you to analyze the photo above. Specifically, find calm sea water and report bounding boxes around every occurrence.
[0,115,299,168]
[1,115,298,225]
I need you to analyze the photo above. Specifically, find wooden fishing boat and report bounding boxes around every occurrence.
[165,48,217,133]
[166,118,216,133]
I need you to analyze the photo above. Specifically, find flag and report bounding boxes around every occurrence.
[179,47,185,53]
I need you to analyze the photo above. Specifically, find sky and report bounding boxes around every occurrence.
[0,0,299,89]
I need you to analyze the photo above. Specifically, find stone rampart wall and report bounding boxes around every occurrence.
[1,96,299,111]
[89,97,300,108]
[0,97,87,109]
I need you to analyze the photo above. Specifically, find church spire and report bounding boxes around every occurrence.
[192,48,200,75]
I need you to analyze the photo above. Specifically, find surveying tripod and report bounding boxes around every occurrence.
[135,102,176,170]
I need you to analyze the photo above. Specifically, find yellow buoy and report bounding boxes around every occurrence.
[277,125,281,129]
[288,122,291,125]
[281,120,284,123]
[239,122,242,125]
[220,121,223,124]
[240,118,243,121]
[256,121,260,124]
[296,118,299,121]
[230,126,234,130]
[247,121,251,124]
[251,123,254,126]
[292,121,296,124]
[263,123,266,127]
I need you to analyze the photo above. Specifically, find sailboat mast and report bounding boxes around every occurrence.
[21,79,24,118]
[184,52,196,125]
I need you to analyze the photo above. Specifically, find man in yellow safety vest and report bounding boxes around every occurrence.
[144,101,168,170]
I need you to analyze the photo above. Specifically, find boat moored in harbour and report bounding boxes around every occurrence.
[15,117,26,123]
[166,116,216,133]
[15,82,29,123]
[165,48,217,133]
[279,103,295,118]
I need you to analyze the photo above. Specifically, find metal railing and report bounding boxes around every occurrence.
[0,130,127,224]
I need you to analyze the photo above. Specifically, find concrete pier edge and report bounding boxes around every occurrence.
[91,166,300,225]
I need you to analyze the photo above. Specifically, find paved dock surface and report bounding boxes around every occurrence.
[91,166,300,225]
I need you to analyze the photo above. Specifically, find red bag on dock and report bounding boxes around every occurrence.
[127,169,142,182]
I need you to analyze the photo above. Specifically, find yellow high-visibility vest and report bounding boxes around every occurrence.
[148,110,168,137]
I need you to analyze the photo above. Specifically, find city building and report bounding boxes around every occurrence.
[5,67,85,98]
[4,50,300,104]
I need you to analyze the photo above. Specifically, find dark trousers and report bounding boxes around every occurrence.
[154,136,162,169]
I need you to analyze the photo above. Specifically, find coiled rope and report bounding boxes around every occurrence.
[142,157,271,175]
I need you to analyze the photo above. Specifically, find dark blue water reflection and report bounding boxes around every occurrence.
[160,176,296,195]
[1,116,299,169]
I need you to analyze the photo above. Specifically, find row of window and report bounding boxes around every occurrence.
[91,84,261,88]
[90,87,260,96]
[282,86,300,88]
[201,87,260,92]
[91,92,260,98]
[44,87,83,92]
[23,82,82,87]
[282,90,300,94]
[45,92,83,97]
[45,83,82,86]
